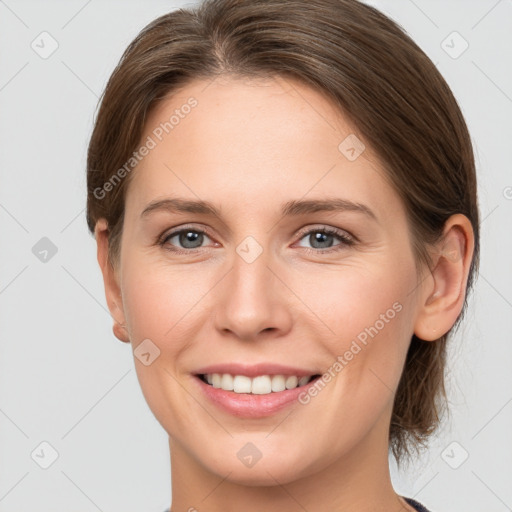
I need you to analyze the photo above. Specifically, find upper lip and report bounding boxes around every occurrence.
[194,363,320,378]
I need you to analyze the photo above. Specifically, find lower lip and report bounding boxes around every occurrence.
[194,375,319,418]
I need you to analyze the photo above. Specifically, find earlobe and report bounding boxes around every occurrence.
[413,214,474,342]
[112,321,130,344]
[94,219,130,344]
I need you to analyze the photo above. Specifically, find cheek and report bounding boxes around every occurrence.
[121,260,210,344]
[292,257,415,345]
[292,259,416,397]
[285,270,415,454]
[119,261,207,433]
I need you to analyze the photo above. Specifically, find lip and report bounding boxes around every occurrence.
[194,362,317,378]
[193,364,321,418]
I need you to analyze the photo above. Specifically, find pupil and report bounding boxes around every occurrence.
[180,231,202,248]
[312,232,332,248]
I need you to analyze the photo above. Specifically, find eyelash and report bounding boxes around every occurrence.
[157,224,356,255]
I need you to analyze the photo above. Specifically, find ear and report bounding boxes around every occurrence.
[414,213,475,341]
[95,219,130,343]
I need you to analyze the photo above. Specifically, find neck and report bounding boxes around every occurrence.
[167,410,414,512]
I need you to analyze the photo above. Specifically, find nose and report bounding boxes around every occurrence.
[213,247,293,342]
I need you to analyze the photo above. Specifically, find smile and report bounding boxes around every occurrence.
[199,373,319,395]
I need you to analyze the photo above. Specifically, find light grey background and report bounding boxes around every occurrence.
[0,1,510,511]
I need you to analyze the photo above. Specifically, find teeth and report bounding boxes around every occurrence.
[221,374,234,391]
[298,376,310,386]
[285,376,298,389]
[271,375,286,392]
[233,375,252,393]
[252,375,272,395]
[212,374,222,388]
[203,373,314,394]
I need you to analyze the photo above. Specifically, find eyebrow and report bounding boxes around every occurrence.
[140,197,378,222]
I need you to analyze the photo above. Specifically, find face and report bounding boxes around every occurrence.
[110,75,425,485]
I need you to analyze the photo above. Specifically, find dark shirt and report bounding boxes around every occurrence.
[162,497,431,511]
[405,496,431,511]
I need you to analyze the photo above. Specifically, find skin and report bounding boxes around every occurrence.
[95,75,474,512]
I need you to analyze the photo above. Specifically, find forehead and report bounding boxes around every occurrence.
[143,74,359,156]
[125,75,398,222]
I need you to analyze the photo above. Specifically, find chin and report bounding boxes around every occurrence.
[196,442,317,487]
[214,462,305,487]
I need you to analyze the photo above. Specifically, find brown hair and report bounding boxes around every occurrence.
[86,0,480,463]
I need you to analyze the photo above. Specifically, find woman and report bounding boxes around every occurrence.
[86,0,479,510]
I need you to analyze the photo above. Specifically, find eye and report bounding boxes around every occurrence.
[158,225,355,255]
[295,227,355,253]
[159,226,215,253]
